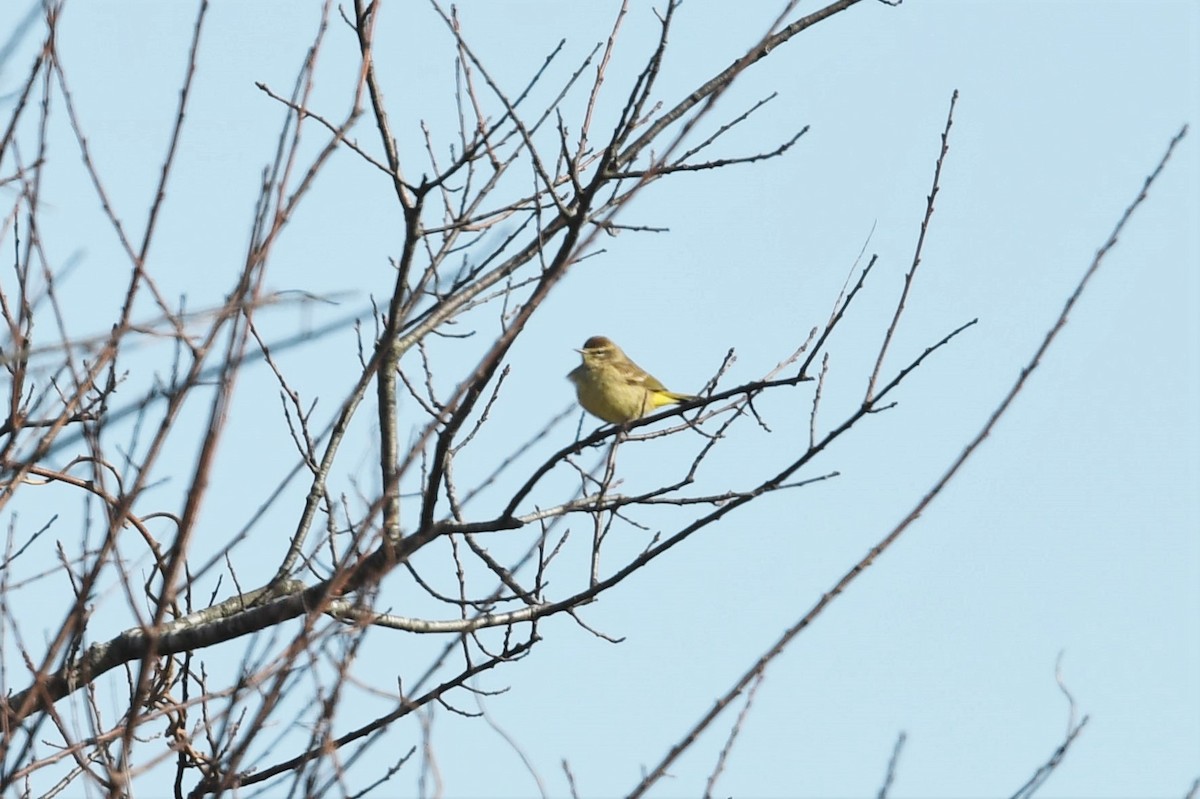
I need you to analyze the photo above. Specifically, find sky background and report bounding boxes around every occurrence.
[1,1,1197,797]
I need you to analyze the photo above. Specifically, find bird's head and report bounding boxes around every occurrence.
[577,336,621,366]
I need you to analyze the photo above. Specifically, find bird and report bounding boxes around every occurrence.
[566,335,697,424]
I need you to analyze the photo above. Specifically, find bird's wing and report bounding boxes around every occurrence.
[616,359,669,392]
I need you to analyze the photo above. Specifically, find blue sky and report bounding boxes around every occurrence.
[0,1,1196,796]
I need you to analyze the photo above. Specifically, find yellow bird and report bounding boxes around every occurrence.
[567,336,697,424]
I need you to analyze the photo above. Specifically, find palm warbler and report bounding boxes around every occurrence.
[567,336,697,424]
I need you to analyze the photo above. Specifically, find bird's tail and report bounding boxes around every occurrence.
[656,391,697,406]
